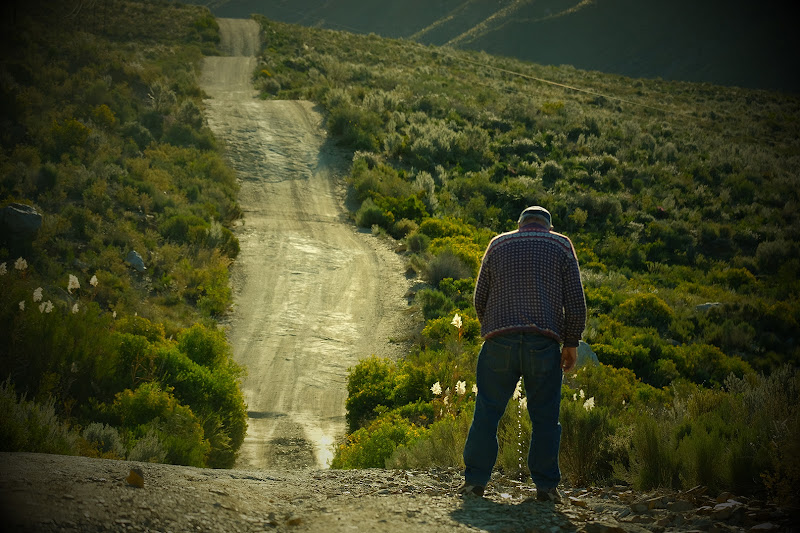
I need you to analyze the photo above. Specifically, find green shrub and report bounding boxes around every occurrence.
[373,195,428,224]
[424,250,471,286]
[421,314,481,347]
[82,422,125,459]
[392,218,418,239]
[177,323,231,368]
[540,160,564,187]
[428,236,483,275]
[331,413,424,468]
[616,293,674,331]
[345,356,395,432]
[127,428,167,463]
[417,217,472,239]
[112,382,209,467]
[158,344,247,468]
[414,288,454,320]
[406,231,430,253]
[355,198,393,229]
[328,103,382,151]
[629,416,681,490]
[387,408,472,469]
[560,398,615,486]
[0,380,79,455]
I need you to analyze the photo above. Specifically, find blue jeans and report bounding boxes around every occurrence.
[463,333,563,489]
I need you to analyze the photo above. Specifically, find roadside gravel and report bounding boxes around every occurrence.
[1,453,793,533]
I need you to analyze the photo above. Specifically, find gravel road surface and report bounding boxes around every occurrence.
[201,18,413,470]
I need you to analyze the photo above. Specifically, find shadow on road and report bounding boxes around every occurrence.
[451,495,577,532]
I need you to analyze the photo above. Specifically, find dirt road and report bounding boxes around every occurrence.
[200,18,413,470]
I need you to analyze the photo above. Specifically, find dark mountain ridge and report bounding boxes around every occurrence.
[200,0,799,93]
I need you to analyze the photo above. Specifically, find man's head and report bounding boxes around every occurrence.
[518,206,552,229]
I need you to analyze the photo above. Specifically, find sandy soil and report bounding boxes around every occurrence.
[201,18,415,470]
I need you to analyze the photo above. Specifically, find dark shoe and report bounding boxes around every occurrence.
[536,486,563,503]
[457,481,485,497]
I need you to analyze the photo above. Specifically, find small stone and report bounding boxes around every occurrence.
[667,500,695,512]
[713,500,743,520]
[647,496,667,509]
[286,515,303,526]
[569,496,587,508]
[716,491,735,503]
[631,502,649,513]
[125,469,144,488]
[750,523,778,531]
[583,520,626,533]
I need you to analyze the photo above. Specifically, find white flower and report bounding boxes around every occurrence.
[18,300,25,311]
[579,389,585,400]
[451,313,462,329]
[72,303,79,314]
[14,257,27,271]
[90,274,98,287]
[456,380,466,396]
[431,381,442,396]
[39,300,54,313]
[622,399,626,406]
[512,378,523,400]
[519,397,527,410]
[113,311,117,319]
[0,262,6,275]
[443,395,449,406]
[472,384,478,395]
[583,397,595,411]
[67,274,80,294]
[33,287,43,302]
[573,393,577,401]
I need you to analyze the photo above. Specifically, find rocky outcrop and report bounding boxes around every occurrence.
[126,250,146,272]
[578,341,600,368]
[0,203,42,247]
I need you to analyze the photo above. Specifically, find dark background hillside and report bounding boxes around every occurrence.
[199,0,799,93]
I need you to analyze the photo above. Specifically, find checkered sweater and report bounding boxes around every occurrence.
[474,225,586,347]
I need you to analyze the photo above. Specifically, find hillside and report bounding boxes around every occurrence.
[199,0,800,92]
[1,0,799,527]
[242,8,800,511]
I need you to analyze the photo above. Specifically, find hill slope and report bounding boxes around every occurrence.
[200,0,799,92]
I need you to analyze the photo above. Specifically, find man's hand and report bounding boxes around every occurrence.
[561,346,577,372]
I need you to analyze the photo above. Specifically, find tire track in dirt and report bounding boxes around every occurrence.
[200,18,413,470]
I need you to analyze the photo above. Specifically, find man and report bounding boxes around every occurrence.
[458,206,586,502]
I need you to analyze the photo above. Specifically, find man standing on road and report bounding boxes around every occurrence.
[458,206,586,502]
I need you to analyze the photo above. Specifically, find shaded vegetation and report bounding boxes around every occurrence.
[249,14,800,507]
[0,0,246,468]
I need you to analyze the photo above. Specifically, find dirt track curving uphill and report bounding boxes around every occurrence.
[200,18,413,470]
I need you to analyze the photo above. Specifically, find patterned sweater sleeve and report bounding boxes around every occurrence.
[561,239,587,347]
[474,247,492,323]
